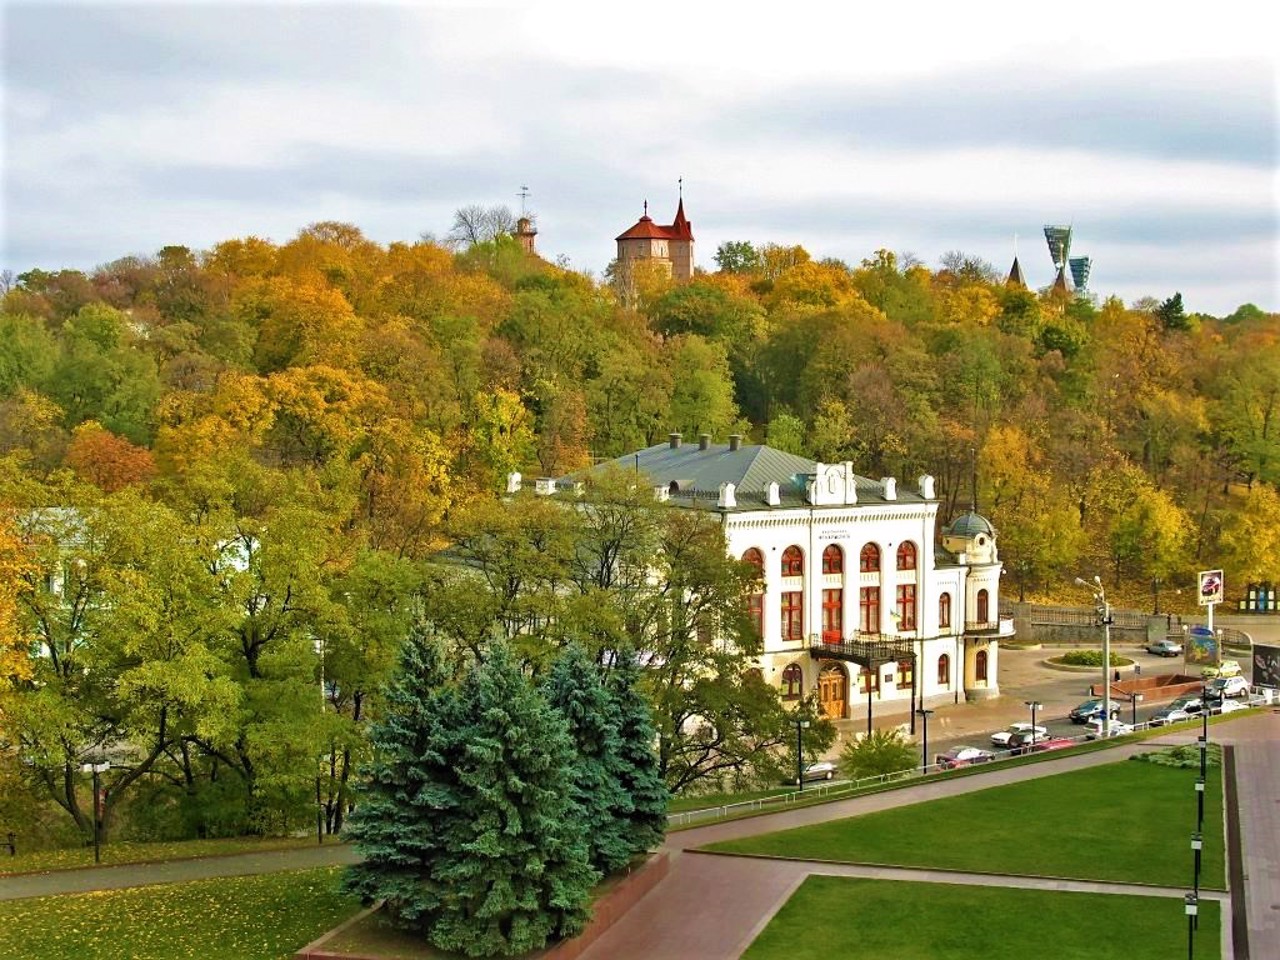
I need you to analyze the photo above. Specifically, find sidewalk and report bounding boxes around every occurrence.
[580,711,1279,960]
[0,842,359,901]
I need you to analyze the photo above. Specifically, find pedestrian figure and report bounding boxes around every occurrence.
[1114,669,1121,682]
[1134,663,1141,677]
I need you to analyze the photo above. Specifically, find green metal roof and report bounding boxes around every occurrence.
[578,439,924,511]
[945,510,995,537]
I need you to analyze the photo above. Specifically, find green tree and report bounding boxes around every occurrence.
[542,642,632,873]
[838,728,917,779]
[607,651,668,856]
[347,637,597,957]
[1156,292,1189,331]
[714,241,761,274]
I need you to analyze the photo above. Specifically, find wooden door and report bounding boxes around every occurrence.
[818,664,847,720]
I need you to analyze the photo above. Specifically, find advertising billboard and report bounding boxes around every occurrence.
[1198,569,1224,606]
[1185,626,1218,667]
[1253,644,1280,689]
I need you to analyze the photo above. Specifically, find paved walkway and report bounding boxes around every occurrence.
[0,843,359,901]
[580,711,1279,960]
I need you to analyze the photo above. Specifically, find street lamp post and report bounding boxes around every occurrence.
[917,708,934,773]
[1075,576,1113,736]
[1191,832,1203,929]
[1131,693,1142,727]
[794,717,810,792]
[1184,892,1198,959]
[1024,700,1042,743]
[80,760,110,864]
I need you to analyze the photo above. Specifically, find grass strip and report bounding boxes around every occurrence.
[742,875,1220,960]
[708,758,1225,889]
[0,866,359,960]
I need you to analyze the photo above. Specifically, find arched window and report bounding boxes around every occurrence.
[822,544,843,574]
[781,662,803,700]
[937,653,950,686]
[859,543,880,572]
[743,549,764,638]
[896,541,917,570]
[939,592,952,629]
[781,545,804,577]
[977,588,990,623]
[975,648,989,682]
[896,584,916,630]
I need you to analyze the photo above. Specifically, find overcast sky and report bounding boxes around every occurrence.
[3,1,1276,315]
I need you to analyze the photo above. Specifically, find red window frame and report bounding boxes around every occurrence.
[859,586,879,634]
[781,591,803,641]
[782,662,803,700]
[781,545,804,577]
[976,649,989,682]
[939,592,951,629]
[937,653,950,686]
[896,583,917,630]
[822,544,843,574]
[822,588,843,642]
[859,543,880,572]
[896,541,917,570]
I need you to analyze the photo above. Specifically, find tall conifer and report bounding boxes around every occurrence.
[543,642,633,872]
[610,650,669,854]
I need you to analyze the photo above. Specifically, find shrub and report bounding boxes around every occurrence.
[1056,650,1129,667]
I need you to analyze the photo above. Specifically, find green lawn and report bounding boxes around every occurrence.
[709,758,1225,888]
[742,876,1220,960]
[0,867,360,960]
[0,835,341,876]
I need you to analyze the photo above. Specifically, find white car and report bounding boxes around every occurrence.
[1213,698,1247,715]
[990,722,1049,748]
[1206,676,1250,700]
[792,761,837,783]
[1085,718,1134,740]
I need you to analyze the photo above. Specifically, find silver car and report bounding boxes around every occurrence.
[1146,639,1183,657]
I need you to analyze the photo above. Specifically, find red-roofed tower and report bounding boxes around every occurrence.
[615,189,696,294]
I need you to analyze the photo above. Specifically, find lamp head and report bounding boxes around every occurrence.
[1074,577,1088,587]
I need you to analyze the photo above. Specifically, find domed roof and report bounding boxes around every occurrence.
[946,511,995,538]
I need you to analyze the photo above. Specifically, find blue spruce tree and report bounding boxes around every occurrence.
[344,634,597,957]
[609,650,669,855]
[543,642,634,873]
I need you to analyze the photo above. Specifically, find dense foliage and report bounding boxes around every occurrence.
[0,221,1275,847]
[344,637,598,957]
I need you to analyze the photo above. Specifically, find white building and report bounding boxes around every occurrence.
[532,432,1013,724]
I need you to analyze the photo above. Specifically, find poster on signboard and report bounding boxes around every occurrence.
[1198,569,1224,606]
[1253,644,1280,688]
[1185,626,1218,666]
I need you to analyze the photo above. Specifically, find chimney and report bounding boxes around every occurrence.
[535,478,557,496]
[718,482,737,509]
[505,472,522,494]
[669,433,683,449]
[843,461,858,505]
[919,474,935,500]
[728,434,742,452]
[881,477,897,500]
[699,433,711,451]
[767,481,780,506]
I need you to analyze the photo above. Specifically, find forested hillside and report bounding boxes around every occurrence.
[0,221,1276,842]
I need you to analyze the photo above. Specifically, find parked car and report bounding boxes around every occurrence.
[1212,698,1248,715]
[990,722,1048,748]
[1028,736,1078,753]
[935,746,995,769]
[1205,676,1250,700]
[1146,638,1183,657]
[1084,718,1134,739]
[1149,696,1204,726]
[1005,730,1051,754]
[1069,698,1122,723]
[792,761,837,783]
[1201,660,1242,679]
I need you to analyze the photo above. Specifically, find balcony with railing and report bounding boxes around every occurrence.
[965,614,1016,637]
[807,632,916,667]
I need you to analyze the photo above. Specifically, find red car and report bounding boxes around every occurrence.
[935,746,995,769]
[1028,736,1077,753]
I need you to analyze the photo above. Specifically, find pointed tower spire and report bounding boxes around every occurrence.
[1007,256,1026,288]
